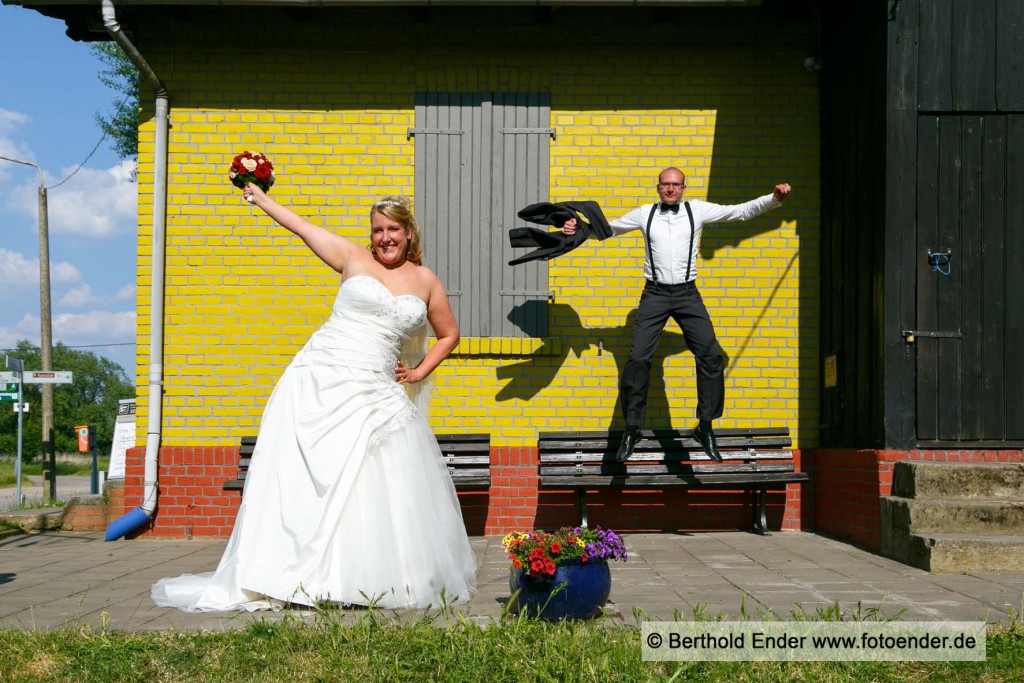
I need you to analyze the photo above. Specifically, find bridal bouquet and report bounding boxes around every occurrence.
[228,151,275,192]
[502,526,627,579]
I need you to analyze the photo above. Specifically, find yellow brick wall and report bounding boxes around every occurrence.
[133,13,819,449]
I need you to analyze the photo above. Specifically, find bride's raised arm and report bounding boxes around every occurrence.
[243,182,356,273]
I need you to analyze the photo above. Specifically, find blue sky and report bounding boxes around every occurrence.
[0,5,137,374]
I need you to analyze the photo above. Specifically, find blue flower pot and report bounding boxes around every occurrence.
[508,560,612,621]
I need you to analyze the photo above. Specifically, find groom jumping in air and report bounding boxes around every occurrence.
[563,167,791,462]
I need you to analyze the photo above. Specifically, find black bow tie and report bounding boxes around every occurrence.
[660,202,680,213]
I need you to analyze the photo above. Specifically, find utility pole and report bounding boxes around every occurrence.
[1,155,56,499]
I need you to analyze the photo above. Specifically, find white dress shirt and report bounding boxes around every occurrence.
[610,194,781,284]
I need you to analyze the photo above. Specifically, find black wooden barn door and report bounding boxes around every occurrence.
[915,115,1024,444]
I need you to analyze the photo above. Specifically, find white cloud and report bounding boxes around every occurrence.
[11,308,135,350]
[59,283,99,307]
[52,309,136,342]
[0,313,36,350]
[60,282,139,309]
[0,108,35,174]
[0,309,136,373]
[0,246,81,285]
[5,160,137,240]
[0,247,38,281]
[0,108,31,135]
[47,161,137,239]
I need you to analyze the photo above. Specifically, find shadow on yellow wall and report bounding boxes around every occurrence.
[496,301,736,432]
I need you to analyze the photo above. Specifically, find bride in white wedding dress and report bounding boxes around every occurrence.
[151,184,477,611]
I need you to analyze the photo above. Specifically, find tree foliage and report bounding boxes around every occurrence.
[91,42,139,164]
[0,340,135,457]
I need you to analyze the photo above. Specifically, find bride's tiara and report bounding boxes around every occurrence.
[374,199,405,209]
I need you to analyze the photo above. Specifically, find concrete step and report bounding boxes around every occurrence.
[892,461,1024,501]
[882,496,1024,535]
[881,530,1024,573]
[0,506,64,532]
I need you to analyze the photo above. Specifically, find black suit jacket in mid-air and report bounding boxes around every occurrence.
[508,201,613,266]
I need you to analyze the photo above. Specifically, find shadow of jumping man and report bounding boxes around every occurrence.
[496,301,729,432]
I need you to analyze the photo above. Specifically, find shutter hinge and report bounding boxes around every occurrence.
[499,290,554,301]
[500,127,556,140]
[406,128,466,140]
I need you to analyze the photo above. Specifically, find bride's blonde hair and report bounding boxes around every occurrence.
[369,195,423,265]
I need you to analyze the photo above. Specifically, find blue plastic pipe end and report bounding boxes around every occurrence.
[105,506,151,541]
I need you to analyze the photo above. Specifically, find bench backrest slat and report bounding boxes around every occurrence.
[227,433,491,490]
[438,444,492,454]
[543,471,804,487]
[538,427,790,440]
[538,449,794,464]
[436,433,492,443]
[442,455,491,465]
[540,462,798,476]
[539,437,791,452]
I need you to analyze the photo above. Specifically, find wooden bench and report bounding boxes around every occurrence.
[538,427,806,535]
[224,433,491,492]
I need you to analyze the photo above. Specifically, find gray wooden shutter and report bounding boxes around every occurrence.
[492,92,552,337]
[414,92,551,337]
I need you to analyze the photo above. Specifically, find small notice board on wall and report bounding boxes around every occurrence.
[108,398,136,480]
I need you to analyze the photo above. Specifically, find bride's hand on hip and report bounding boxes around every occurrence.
[395,361,424,384]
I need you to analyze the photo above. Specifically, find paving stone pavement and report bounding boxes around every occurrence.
[1,531,1022,632]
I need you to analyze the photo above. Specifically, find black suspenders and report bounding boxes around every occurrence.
[644,202,696,284]
[683,201,696,282]
[644,205,659,283]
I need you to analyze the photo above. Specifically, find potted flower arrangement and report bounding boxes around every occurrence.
[502,526,627,620]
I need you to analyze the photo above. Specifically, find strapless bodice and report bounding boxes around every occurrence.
[293,275,427,373]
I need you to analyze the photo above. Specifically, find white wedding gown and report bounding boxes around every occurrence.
[152,275,478,611]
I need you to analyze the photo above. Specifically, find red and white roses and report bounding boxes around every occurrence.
[228,151,275,193]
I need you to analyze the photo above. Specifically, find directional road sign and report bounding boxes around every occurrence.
[0,370,73,384]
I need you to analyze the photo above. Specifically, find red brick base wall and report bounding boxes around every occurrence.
[63,479,127,532]
[122,445,241,538]
[62,497,107,531]
[806,448,1024,552]
[121,445,809,538]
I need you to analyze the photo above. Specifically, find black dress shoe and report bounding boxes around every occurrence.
[693,425,723,463]
[615,427,640,462]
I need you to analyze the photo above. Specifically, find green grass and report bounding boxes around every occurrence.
[0,608,1021,682]
[4,499,65,511]
[0,460,32,488]
[0,456,109,485]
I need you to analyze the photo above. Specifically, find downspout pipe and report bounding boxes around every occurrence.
[102,0,169,541]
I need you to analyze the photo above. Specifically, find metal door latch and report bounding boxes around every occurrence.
[902,329,962,344]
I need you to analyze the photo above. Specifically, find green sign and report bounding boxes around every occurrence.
[0,383,16,402]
